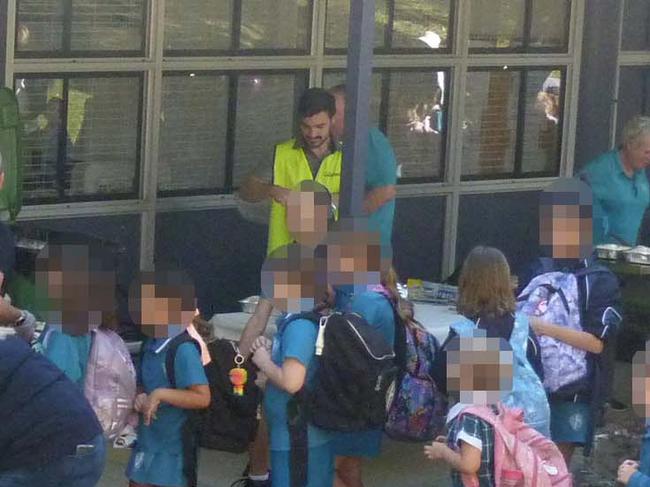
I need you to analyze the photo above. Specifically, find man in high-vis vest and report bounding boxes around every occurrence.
[239,88,341,257]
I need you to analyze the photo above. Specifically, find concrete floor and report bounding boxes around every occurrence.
[99,438,451,487]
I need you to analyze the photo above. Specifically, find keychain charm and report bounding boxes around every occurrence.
[229,353,248,396]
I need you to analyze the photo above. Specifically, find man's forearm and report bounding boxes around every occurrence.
[239,176,274,203]
[364,185,396,214]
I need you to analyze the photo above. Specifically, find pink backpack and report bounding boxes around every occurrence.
[459,404,572,487]
[84,328,137,440]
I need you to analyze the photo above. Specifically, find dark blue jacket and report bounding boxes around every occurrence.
[0,336,101,471]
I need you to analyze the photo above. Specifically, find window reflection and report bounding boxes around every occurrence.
[16,76,141,201]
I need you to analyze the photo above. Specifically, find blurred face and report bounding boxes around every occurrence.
[300,111,332,151]
[135,283,195,338]
[286,189,330,247]
[623,134,650,171]
[540,204,592,259]
[326,237,381,288]
[261,244,328,314]
[331,94,345,142]
[446,336,513,405]
[36,246,115,335]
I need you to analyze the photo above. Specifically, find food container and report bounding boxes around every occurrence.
[239,295,260,313]
[624,246,650,265]
[595,244,631,261]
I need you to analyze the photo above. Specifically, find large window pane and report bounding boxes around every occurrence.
[16,0,146,56]
[159,74,229,194]
[240,0,311,51]
[386,70,447,180]
[462,68,564,179]
[470,0,568,51]
[321,71,382,126]
[326,0,451,51]
[622,0,650,51]
[16,75,142,201]
[469,0,525,50]
[232,73,308,187]
[521,70,563,175]
[165,0,232,52]
[462,70,520,178]
[616,67,650,143]
[529,0,569,50]
[392,0,452,49]
[16,0,64,54]
[71,0,146,52]
[325,0,388,50]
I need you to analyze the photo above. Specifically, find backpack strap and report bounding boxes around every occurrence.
[165,330,202,389]
[164,330,203,487]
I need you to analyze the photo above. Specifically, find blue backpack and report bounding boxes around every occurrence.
[451,313,551,438]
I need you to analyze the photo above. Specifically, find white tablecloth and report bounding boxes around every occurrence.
[208,302,461,344]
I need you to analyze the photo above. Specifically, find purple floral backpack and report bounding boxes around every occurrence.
[517,271,588,394]
[84,328,137,440]
[385,319,447,441]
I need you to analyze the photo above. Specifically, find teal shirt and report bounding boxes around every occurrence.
[264,317,332,451]
[580,150,650,245]
[366,128,397,251]
[36,326,92,387]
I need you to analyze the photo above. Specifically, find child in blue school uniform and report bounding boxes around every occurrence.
[616,341,650,486]
[251,243,334,487]
[324,218,396,487]
[126,267,210,487]
[34,243,116,386]
[519,178,622,465]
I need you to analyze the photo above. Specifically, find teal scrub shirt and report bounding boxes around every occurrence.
[366,128,398,251]
[126,337,208,487]
[580,150,650,246]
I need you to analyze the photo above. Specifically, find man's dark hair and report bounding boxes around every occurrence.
[298,88,336,119]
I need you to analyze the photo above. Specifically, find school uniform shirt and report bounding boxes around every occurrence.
[264,317,332,451]
[446,403,496,487]
[580,149,650,246]
[331,289,396,458]
[126,336,208,487]
[36,325,92,387]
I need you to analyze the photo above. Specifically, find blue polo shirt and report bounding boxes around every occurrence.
[366,128,398,251]
[264,317,332,451]
[580,150,650,246]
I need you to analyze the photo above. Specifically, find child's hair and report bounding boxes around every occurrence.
[457,246,515,320]
[128,263,196,312]
[381,265,400,303]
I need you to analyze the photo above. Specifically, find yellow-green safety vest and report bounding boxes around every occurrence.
[267,139,342,255]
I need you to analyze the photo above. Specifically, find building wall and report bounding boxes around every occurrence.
[3,1,646,318]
